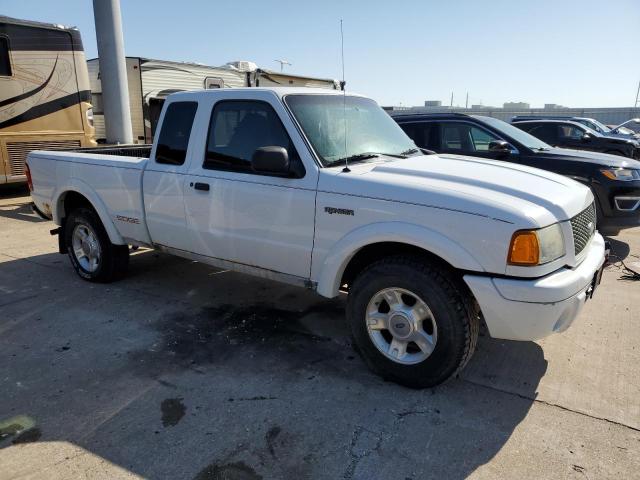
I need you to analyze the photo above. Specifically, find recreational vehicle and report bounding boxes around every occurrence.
[0,16,96,184]
[87,57,339,143]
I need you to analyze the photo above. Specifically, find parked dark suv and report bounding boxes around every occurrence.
[513,115,640,139]
[391,112,640,235]
[512,119,640,159]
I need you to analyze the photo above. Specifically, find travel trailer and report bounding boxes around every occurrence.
[0,16,96,184]
[87,57,340,143]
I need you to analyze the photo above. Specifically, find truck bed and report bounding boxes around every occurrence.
[27,148,152,246]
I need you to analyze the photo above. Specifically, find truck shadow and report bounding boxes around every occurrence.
[605,235,630,262]
[0,201,47,223]
[0,184,29,199]
[0,250,546,480]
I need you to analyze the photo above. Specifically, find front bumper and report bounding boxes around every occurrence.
[464,233,605,341]
[594,181,640,232]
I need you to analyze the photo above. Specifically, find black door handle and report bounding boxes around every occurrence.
[193,182,210,191]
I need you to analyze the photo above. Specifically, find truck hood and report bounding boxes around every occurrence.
[319,154,593,227]
[542,147,640,168]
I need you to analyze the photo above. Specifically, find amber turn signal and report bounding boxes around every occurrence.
[508,231,540,265]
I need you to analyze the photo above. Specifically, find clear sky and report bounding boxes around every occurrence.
[3,0,639,108]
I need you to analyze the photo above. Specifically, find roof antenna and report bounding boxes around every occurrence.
[340,19,350,173]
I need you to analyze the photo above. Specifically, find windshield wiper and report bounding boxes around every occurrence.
[328,151,413,167]
[399,148,419,155]
[402,147,436,156]
[327,153,380,167]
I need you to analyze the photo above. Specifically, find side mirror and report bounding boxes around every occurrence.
[251,146,290,175]
[488,140,512,155]
[581,133,592,142]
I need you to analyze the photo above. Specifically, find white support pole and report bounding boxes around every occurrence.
[93,0,133,144]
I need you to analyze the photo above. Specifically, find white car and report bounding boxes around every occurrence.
[27,88,605,388]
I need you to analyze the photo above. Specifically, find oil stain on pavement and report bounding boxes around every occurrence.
[193,461,262,480]
[161,397,186,427]
[129,300,353,379]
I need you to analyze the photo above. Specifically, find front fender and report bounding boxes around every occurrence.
[314,221,485,297]
[53,178,125,245]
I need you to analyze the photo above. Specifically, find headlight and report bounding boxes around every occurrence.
[508,223,565,266]
[600,168,640,181]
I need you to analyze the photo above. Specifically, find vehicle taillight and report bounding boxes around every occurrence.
[25,164,33,191]
[86,107,94,127]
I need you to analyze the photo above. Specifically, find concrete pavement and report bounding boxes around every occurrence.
[0,186,638,479]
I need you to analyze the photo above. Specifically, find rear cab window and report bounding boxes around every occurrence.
[155,101,198,165]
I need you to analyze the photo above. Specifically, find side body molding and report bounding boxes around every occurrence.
[313,221,485,298]
[53,178,125,245]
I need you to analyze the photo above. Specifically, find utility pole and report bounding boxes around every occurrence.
[465,92,469,109]
[450,91,453,108]
[274,59,292,72]
[93,0,132,144]
[635,79,640,108]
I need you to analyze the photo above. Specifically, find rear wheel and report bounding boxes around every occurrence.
[347,255,479,388]
[64,208,129,282]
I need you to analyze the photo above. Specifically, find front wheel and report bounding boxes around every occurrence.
[64,207,129,282]
[347,256,479,388]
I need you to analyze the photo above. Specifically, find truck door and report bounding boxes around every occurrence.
[142,101,198,251]
[183,97,318,279]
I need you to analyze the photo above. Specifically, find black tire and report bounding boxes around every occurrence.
[64,207,129,282]
[347,255,479,388]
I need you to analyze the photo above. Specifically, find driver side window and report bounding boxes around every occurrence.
[469,126,499,152]
[559,124,584,140]
[203,100,301,174]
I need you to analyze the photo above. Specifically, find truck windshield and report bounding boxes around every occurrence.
[476,116,552,151]
[285,94,417,167]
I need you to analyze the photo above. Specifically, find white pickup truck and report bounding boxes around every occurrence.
[27,87,605,388]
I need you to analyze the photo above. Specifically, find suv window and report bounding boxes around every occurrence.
[559,124,584,140]
[441,124,463,151]
[469,126,499,151]
[399,122,434,150]
[204,100,300,174]
[526,124,558,144]
[438,122,500,153]
[155,102,198,165]
[0,37,11,76]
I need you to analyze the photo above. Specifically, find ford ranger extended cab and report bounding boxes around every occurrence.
[27,88,606,388]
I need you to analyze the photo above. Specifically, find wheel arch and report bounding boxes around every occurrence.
[53,179,125,245]
[314,222,485,298]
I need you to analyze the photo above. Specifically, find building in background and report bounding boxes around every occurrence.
[87,57,340,143]
[0,16,96,184]
[503,101,530,110]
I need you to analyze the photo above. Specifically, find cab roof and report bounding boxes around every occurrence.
[168,87,361,101]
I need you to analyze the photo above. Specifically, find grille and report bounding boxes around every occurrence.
[570,203,596,256]
[6,140,81,176]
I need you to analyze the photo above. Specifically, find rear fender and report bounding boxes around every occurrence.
[53,178,125,245]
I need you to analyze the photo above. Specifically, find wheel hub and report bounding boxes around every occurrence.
[72,224,101,273]
[388,313,413,339]
[365,287,438,365]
